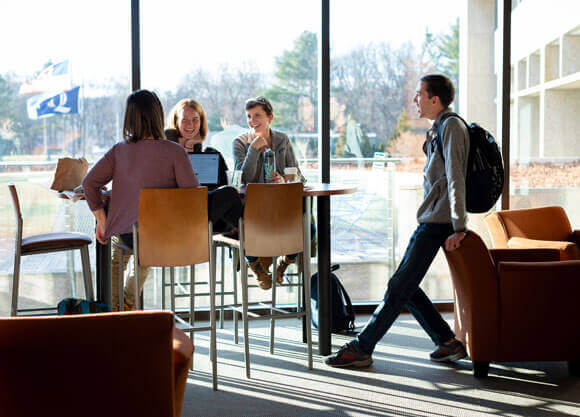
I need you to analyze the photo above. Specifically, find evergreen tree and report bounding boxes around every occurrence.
[264,31,317,131]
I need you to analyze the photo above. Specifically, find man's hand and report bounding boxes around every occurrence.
[444,231,467,251]
[268,172,285,183]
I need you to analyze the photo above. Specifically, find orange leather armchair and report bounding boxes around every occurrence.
[0,311,193,417]
[443,231,580,377]
[485,206,580,260]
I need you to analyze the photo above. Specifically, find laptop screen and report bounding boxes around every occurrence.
[188,153,220,185]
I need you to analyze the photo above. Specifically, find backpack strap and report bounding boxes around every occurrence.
[333,276,355,331]
[435,112,467,163]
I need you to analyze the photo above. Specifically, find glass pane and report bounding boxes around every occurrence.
[0,1,130,315]
[509,2,580,224]
[141,0,319,308]
[331,0,463,302]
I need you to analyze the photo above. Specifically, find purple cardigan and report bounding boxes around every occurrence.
[82,139,199,240]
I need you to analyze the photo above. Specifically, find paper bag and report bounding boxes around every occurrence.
[50,157,89,192]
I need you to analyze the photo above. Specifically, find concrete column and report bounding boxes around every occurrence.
[460,0,497,134]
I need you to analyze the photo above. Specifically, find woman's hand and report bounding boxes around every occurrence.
[96,221,107,245]
[250,135,268,152]
[268,172,285,183]
[93,208,108,244]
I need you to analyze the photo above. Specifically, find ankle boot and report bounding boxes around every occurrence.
[249,259,272,290]
[276,256,295,284]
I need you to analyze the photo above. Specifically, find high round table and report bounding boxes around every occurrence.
[301,183,357,355]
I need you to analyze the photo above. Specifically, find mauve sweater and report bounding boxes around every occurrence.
[82,139,199,240]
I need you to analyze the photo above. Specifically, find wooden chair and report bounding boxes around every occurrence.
[215,182,312,378]
[485,206,580,260]
[132,187,218,390]
[8,183,94,317]
[0,311,193,417]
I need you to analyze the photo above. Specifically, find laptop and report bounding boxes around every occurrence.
[188,153,220,186]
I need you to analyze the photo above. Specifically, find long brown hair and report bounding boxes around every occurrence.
[122,90,165,143]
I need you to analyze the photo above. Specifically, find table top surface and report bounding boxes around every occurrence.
[59,182,358,201]
[239,182,357,197]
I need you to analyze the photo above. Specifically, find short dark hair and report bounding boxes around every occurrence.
[420,74,455,108]
[245,96,274,116]
[123,89,165,143]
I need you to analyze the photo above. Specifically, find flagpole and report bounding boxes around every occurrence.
[43,118,48,160]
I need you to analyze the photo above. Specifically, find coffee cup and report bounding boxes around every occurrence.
[284,167,299,182]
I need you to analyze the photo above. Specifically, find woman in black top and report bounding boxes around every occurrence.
[165,99,228,189]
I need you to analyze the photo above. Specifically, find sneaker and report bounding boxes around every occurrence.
[325,343,373,368]
[430,340,467,362]
[249,259,272,290]
[275,256,295,284]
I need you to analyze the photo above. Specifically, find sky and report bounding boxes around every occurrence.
[1,0,462,92]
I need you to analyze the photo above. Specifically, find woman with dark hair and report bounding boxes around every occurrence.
[82,90,199,310]
[232,96,303,290]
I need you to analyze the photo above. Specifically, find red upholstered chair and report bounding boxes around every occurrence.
[0,311,193,417]
[443,231,580,377]
[485,206,580,260]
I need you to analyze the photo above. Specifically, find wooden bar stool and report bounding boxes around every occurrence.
[8,183,94,317]
[215,183,312,378]
[131,187,218,390]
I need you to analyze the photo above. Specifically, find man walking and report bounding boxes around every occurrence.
[326,74,469,368]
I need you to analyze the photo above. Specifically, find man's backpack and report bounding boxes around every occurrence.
[310,264,355,333]
[436,113,504,213]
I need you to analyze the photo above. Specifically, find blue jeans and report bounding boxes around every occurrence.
[352,223,456,354]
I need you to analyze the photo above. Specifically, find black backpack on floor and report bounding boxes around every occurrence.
[436,113,504,213]
[310,264,355,334]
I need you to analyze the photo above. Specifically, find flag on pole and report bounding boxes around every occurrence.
[27,86,80,120]
[19,60,71,95]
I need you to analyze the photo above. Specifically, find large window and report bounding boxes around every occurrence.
[330,0,462,302]
[507,1,580,225]
[0,1,130,315]
[140,0,319,307]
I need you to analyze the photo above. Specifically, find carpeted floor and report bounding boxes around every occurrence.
[181,314,580,417]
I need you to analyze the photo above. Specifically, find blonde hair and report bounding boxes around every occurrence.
[167,99,208,140]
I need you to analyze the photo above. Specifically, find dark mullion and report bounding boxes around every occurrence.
[131,0,141,92]
[501,0,511,210]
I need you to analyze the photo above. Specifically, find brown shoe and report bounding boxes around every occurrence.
[276,256,295,284]
[259,256,273,271]
[249,259,272,290]
[123,302,134,311]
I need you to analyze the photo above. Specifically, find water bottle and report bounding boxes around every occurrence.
[263,148,276,182]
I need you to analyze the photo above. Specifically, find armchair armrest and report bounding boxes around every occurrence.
[569,230,580,246]
[489,248,560,266]
[508,237,580,260]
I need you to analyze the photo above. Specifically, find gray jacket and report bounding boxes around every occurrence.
[416,108,470,232]
[232,129,301,184]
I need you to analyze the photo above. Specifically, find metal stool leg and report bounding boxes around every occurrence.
[209,223,217,390]
[170,267,176,312]
[80,245,94,301]
[270,256,277,354]
[161,267,166,310]
[233,248,239,344]
[219,246,225,329]
[10,249,21,317]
